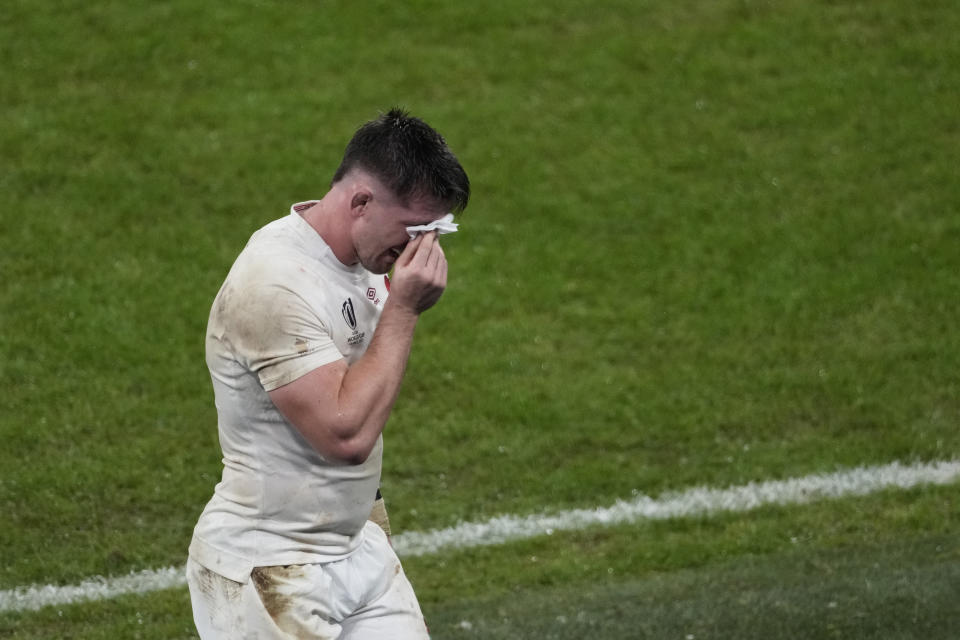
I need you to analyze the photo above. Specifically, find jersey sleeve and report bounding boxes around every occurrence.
[218,267,344,392]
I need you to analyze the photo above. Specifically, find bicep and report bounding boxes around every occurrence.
[268,358,349,455]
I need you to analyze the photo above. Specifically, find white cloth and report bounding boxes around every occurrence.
[406,213,458,238]
[190,202,390,583]
[188,521,430,639]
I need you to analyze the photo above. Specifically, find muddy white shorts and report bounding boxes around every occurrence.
[186,521,429,639]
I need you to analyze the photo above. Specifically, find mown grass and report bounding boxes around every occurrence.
[424,537,960,639]
[1,485,956,638]
[1,0,958,636]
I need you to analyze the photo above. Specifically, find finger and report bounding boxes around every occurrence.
[437,251,448,288]
[396,233,425,266]
[409,231,438,269]
[426,240,444,274]
[427,241,447,288]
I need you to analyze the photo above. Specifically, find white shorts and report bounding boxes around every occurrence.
[187,521,429,639]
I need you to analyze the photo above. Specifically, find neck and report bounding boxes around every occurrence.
[300,193,358,266]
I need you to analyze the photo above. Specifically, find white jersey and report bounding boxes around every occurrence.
[189,202,390,583]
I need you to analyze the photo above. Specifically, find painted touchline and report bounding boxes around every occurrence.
[1,458,957,613]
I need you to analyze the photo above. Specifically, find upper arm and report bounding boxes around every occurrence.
[216,262,343,391]
[268,359,360,462]
[215,265,365,460]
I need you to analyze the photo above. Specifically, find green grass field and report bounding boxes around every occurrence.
[2,0,959,637]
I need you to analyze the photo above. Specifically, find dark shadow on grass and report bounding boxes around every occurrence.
[425,536,960,640]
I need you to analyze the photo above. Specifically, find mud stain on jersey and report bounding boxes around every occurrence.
[214,282,233,319]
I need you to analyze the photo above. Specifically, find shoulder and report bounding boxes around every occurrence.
[212,240,324,335]
[226,218,316,291]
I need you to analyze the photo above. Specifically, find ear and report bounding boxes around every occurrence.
[349,189,372,217]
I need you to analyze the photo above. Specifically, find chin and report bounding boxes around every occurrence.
[360,257,391,275]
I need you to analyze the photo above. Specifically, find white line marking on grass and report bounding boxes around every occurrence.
[0,566,187,614]
[2,458,958,613]
[393,458,960,556]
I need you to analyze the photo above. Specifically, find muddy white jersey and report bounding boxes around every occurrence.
[190,202,390,583]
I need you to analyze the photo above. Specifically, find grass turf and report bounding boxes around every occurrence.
[1,0,958,636]
[1,485,957,638]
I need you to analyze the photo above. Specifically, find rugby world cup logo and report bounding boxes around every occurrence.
[342,298,357,330]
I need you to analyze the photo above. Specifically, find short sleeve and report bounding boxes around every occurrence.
[217,272,344,392]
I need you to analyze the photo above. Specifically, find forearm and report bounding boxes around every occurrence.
[330,299,419,458]
[269,232,446,464]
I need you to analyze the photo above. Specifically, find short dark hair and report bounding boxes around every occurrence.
[332,108,470,213]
